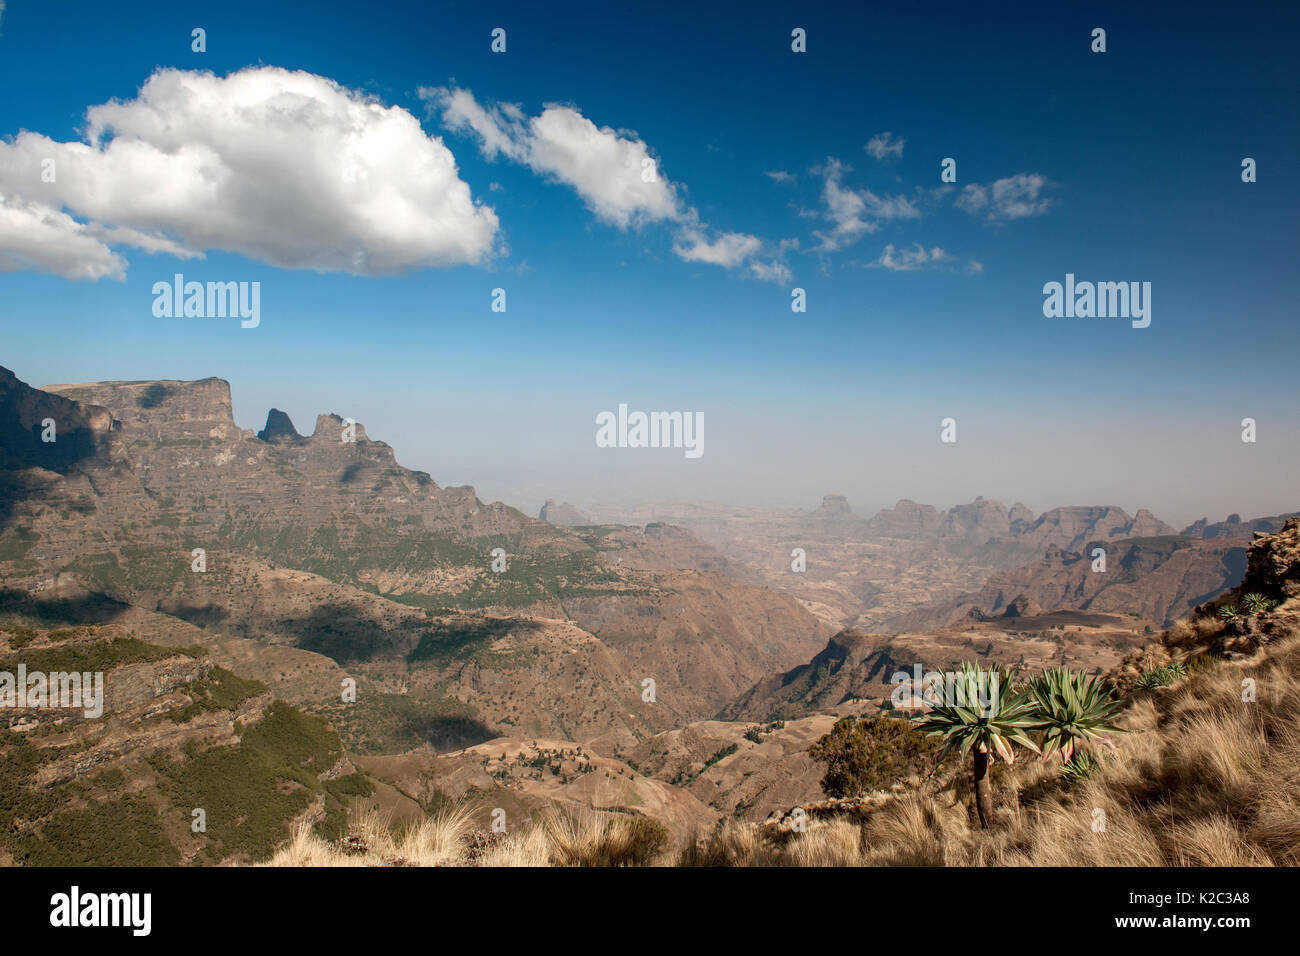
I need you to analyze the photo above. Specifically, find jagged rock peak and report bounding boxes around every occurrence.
[539,500,590,526]
[1129,508,1175,537]
[257,408,303,444]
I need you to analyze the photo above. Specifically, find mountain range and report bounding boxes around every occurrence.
[1,363,1293,860]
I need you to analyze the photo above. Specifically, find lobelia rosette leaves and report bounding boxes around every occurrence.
[1028,666,1126,763]
[915,662,1041,765]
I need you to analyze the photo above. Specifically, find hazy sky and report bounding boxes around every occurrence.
[1,1,1296,528]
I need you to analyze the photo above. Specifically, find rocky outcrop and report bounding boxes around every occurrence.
[1001,594,1042,618]
[1240,516,1300,601]
[814,494,853,517]
[257,408,304,444]
[1130,508,1175,538]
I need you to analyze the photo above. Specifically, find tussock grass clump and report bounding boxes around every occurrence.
[265,802,670,868]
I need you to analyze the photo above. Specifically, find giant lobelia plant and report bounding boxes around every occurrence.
[915,662,1040,828]
[1028,666,1126,764]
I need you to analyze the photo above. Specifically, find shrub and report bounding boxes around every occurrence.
[703,743,738,769]
[167,667,266,723]
[810,715,944,799]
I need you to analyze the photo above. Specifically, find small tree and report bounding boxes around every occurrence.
[916,662,1040,828]
[808,715,941,798]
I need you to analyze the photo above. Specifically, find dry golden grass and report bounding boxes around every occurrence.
[264,802,670,868]
[266,803,475,867]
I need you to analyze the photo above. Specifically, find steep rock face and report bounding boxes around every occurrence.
[1026,506,1134,551]
[1008,502,1035,533]
[943,498,1013,543]
[1130,508,1176,538]
[44,377,236,444]
[27,370,547,557]
[0,365,120,473]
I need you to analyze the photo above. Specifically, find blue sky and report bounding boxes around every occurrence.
[1,0,1297,526]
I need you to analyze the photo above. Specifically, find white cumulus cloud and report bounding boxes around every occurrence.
[870,243,948,271]
[867,243,982,275]
[0,191,126,280]
[0,66,501,279]
[813,159,920,252]
[673,228,763,267]
[865,131,905,161]
[424,85,680,229]
[424,85,789,280]
[956,173,1052,221]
